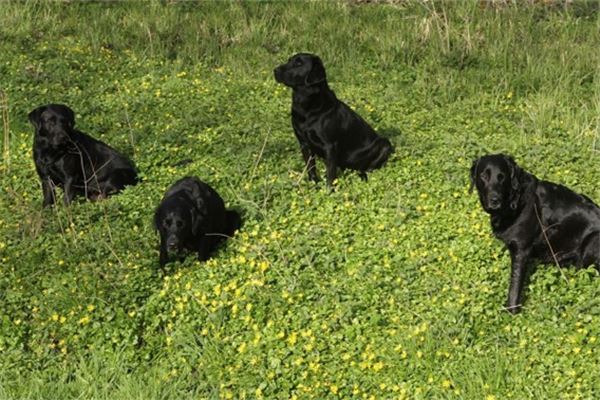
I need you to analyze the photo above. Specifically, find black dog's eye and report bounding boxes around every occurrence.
[497,173,505,182]
[480,171,489,182]
[164,218,172,226]
[294,58,302,67]
[176,220,183,228]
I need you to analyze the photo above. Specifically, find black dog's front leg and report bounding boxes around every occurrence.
[324,144,338,189]
[300,144,319,183]
[63,178,76,205]
[159,238,169,267]
[293,124,319,183]
[505,248,531,314]
[197,238,212,262]
[41,178,56,207]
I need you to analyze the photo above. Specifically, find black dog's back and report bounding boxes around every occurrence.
[69,130,138,191]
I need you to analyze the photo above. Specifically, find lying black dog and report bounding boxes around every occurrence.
[154,177,241,267]
[274,53,393,187]
[29,104,138,207]
[470,154,600,313]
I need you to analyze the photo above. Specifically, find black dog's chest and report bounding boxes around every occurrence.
[35,144,85,182]
[292,111,333,153]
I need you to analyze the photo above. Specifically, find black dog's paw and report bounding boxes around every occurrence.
[504,303,522,315]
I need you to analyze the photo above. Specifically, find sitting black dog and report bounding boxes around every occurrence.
[29,104,138,207]
[154,177,241,267]
[470,154,600,313]
[274,53,393,187]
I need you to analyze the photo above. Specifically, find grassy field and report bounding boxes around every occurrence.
[1,1,600,399]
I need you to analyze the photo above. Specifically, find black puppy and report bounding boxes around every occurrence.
[274,53,393,187]
[154,177,241,267]
[29,104,138,207]
[470,154,600,313]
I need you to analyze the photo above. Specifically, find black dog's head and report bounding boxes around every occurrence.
[154,197,204,256]
[470,154,523,214]
[274,53,327,88]
[28,104,76,147]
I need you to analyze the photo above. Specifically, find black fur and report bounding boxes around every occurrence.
[154,177,241,267]
[471,154,600,313]
[29,104,138,207]
[274,53,393,187]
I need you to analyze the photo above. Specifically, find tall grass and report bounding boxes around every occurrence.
[1,1,598,135]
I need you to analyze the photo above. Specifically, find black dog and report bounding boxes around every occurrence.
[274,53,393,187]
[29,104,138,207]
[470,154,600,313]
[154,177,241,267]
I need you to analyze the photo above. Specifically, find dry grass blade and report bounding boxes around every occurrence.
[0,90,9,169]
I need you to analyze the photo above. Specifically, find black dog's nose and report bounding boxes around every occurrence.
[488,195,501,209]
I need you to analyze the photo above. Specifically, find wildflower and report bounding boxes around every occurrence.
[288,332,297,346]
[238,342,247,353]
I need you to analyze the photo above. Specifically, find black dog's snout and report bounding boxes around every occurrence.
[166,237,179,250]
[488,194,502,209]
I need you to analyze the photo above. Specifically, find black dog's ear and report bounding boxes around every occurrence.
[305,57,326,86]
[28,106,46,130]
[469,158,479,193]
[188,185,205,236]
[153,207,161,232]
[503,155,522,210]
[57,105,76,129]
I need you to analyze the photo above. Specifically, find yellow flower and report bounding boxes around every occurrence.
[238,342,247,353]
[330,385,338,395]
[287,332,297,346]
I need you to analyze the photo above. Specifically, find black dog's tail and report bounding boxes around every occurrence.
[225,210,242,237]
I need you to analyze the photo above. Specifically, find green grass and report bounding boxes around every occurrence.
[1,1,600,399]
